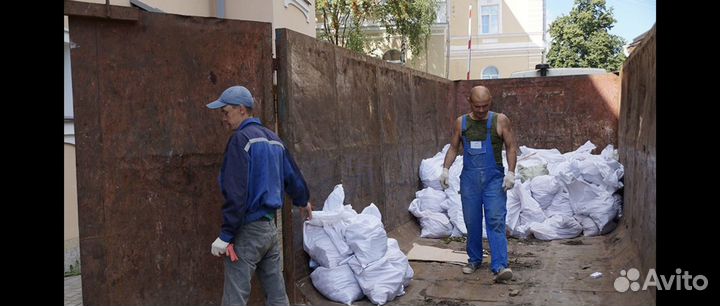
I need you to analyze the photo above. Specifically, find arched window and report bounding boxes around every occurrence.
[482,66,499,79]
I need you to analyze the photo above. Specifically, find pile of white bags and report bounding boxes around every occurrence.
[412,141,624,241]
[305,184,414,305]
[507,141,624,239]
[411,144,490,238]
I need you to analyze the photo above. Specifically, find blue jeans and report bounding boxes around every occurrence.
[222,220,289,306]
[460,167,509,274]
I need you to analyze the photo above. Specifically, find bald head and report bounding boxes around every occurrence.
[468,85,492,119]
[470,86,492,103]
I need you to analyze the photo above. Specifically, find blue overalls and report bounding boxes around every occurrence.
[460,111,509,273]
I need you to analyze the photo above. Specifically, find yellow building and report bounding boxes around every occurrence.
[63,0,316,273]
[343,0,545,80]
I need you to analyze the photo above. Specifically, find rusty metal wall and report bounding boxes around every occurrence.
[618,25,656,293]
[68,4,273,305]
[454,75,621,153]
[68,5,626,304]
[275,29,454,303]
[276,28,623,304]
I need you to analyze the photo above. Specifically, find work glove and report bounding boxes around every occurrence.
[211,237,229,257]
[502,171,515,192]
[439,168,450,190]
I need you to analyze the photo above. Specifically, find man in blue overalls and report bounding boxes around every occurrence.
[440,85,518,283]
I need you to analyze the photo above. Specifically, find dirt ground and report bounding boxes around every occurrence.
[297,221,655,305]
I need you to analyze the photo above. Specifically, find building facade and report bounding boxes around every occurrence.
[337,0,545,80]
[447,0,545,80]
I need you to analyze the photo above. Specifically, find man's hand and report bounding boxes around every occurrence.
[211,237,229,257]
[502,171,515,192]
[302,202,313,220]
[439,168,450,190]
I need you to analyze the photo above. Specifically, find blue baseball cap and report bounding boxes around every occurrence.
[206,85,254,109]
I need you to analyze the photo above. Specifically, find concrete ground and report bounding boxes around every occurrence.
[63,221,654,306]
[298,221,655,305]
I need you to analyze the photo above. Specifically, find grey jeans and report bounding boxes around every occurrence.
[222,220,289,306]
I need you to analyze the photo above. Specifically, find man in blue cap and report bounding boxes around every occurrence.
[439,85,517,283]
[207,85,313,305]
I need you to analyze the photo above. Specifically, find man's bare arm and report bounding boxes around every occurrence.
[498,113,517,173]
[443,116,463,169]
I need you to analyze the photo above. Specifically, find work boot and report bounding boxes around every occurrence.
[462,262,479,274]
[494,267,513,283]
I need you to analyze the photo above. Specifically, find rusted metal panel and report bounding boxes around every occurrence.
[276,29,456,304]
[438,82,458,143]
[619,25,655,295]
[455,75,621,153]
[411,76,444,190]
[65,0,140,21]
[377,66,416,231]
[276,28,341,304]
[334,48,384,216]
[70,8,272,305]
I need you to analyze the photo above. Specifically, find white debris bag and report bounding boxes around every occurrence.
[303,223,346,268]
[415,187,448,213]
[345,204,388,267]
[417,140,625,241]
[518,146,566,175]
[385,238,414,288]
[347,255,406,305]
[529,175,560,210]
[527,215,583,240]
[567,180,618,236]
[408,199,454,238]
[419,144,449,190]
[505,184,524,237]
[517,181,548,229]
[447,155,463,192]
[517,157,549,183]
[543,189,574,217]
[310,264,363,305]
[305,185,356,259]
[445,191,467,235]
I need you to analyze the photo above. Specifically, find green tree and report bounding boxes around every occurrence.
[315,0,438,58]
[378,0,439,57]
[546,0,626,71]
[316,0,379,53]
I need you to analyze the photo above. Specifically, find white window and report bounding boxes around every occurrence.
[480,5,499,34]
[482,66,499,79]
[436,1,447,24]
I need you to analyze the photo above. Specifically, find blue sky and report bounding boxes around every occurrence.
[546,0,656,43]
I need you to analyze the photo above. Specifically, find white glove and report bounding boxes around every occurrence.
[502,171,515,192]
[439,168,450,190]
[211,237,229,257]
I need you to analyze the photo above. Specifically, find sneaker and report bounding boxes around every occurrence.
[462,263,479,274]
[494,268,513,283]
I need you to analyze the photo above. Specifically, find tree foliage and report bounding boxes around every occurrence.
[378,0,438,57]
[316,0,438,57]
[316,0,378,53]
[546,0,626,71]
